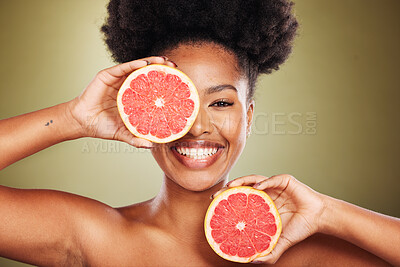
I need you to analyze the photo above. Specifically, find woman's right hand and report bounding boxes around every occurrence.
[67,56,176,148]
[213,174,326,264]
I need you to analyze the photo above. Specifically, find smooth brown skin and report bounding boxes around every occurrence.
[0,43,398,266]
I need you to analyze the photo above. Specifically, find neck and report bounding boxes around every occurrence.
[150,174,227,245]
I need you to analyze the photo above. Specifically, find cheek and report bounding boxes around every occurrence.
[212,109,247,144]
[151,145,170,170]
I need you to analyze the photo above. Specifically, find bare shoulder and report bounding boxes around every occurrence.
[34,189,149,265]
[0,186,126,266]
[271,233,391,266]
[0,185,127,237]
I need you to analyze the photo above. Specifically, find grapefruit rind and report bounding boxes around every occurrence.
[116,64,200,143]
[204,186,282,263]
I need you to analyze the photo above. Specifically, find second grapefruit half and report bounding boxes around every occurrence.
[204,186,282,263]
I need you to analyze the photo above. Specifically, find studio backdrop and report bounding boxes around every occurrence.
[1,1,399,266]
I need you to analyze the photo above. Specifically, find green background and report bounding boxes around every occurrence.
[1,0,399,266]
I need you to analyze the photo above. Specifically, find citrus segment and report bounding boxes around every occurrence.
[204,186,282,263]
[117,64,199,143]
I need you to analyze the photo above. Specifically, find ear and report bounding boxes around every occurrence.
[246,100,255,138]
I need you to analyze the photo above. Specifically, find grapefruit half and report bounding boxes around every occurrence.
[117,64,199,143]
[204,186,282,263]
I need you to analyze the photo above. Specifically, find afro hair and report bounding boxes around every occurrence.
[101,0,298,99]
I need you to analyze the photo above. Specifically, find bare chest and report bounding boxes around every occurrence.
[84,236,245,267]
[80,220,308,267]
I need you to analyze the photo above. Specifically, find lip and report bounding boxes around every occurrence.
[170,140,225,169]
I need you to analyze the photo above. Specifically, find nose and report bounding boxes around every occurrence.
[187,107,213,137]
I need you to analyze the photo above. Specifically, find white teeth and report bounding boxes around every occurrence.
[198,148,204,155]
[176,147,182,154]
[175,147,219,158]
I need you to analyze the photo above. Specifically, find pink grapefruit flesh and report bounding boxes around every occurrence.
[204,186,282,263]
[117,64,199,143]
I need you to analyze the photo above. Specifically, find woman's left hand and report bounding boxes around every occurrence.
[212,174,327,264]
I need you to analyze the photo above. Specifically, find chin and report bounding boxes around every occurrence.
[172,173,226,192]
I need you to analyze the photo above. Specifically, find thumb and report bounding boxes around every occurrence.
[252,217,311,265]
[252,235,293,264]
[117,128,153,149]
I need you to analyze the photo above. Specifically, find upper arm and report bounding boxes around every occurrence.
[0,185,120,266]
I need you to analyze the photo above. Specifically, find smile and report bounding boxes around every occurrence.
[170,140,225,169]
[174,147,219,159]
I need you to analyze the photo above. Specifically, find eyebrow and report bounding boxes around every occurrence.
[205,84,238,95]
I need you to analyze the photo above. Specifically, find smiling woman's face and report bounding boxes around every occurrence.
[151,42,254,191]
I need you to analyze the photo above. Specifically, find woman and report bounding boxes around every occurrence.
[0,0,399,266]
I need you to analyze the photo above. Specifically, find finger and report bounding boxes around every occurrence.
[141,55,171,66]
[117,128,153,149]
[226,175,268,188]
[165,60,178,68]
[104,60,148,78]
[142,55,178,68]
[104,56,168,78]
[251,235,293,264]
[210,187,230,199]
[214,175,268,200]
[129,137,153,149]
[253,174,295,191]
[157,56,178,68]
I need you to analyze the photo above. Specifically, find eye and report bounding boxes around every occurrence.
[210,100,234,107]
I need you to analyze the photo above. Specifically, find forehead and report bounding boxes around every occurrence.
[164,42,248,99]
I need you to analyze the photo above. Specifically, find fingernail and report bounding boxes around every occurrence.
[145,60,151,65]
[253,182,261,188]
[170,60,178,67]
[210,190,221,199]
[161,56,169,61]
